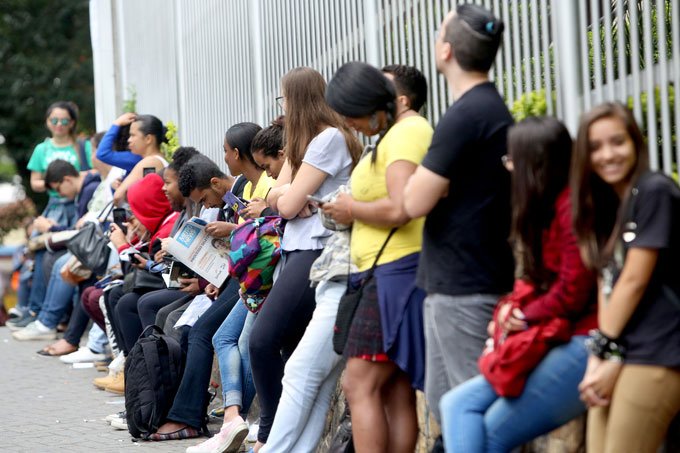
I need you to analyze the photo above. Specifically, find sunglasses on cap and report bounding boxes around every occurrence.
[49,118,71,126]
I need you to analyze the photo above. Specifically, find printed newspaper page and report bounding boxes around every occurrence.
[167,217,231,287]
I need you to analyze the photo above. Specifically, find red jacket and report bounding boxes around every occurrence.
[118,173,179,255]
[516,189,597,335]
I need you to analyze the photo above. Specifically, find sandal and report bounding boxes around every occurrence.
[148,426,200,441]
[36,340,78,357]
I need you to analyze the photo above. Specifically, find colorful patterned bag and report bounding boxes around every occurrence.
[227,216,284,313]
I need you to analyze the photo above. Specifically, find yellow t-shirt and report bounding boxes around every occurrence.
[350,116,433,271]
[240,174,276,224]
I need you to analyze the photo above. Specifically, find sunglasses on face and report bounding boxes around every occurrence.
[49,118,71,126]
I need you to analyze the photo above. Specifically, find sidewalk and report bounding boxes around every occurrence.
[0,326,217,453]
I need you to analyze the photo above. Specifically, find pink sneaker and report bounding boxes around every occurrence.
[186,419,249,453]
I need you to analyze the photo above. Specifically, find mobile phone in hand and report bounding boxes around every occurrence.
[306,195,325,206]
[143,167,156,176]
[113,208,128,234]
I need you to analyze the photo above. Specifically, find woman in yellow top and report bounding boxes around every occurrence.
[324,62,433,453]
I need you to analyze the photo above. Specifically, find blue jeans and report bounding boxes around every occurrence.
[260,280,346,453]
[28,250,47,315]
[37,253,76,329]
[212,301,256,418]
[440,336,588,453]
[167,278,240,428]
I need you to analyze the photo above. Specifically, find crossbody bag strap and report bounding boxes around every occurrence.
[365,227,398,279]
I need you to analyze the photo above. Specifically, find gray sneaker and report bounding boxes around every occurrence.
[6,313,36,331]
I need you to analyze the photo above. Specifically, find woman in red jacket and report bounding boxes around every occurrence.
[439,116,597,452]
[108,173,179,358]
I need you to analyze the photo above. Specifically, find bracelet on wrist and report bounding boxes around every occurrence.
[585,328,626,361]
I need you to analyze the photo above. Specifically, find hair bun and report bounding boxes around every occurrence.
[485,19,504,37]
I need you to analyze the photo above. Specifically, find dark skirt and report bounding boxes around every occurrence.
[344,253,426,390]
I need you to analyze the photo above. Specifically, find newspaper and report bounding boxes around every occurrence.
[167,217,231,287]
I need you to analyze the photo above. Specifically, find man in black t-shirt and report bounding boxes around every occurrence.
[404,4,514,423]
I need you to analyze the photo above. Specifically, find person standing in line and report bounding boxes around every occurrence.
[403,4,514,430]
[572,102,680,453]
[250,67,362,453]
[321,62,433,453]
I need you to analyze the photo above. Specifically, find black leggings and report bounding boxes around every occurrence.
[248,249,321,443]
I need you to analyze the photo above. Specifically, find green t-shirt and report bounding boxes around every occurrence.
[27,138,93,198]
[27,138,93,173]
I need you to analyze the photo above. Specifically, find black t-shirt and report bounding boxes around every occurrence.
[614,171,680,368]
[417,82,514,296]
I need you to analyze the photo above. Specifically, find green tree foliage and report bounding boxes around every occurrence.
[0,0,94,205]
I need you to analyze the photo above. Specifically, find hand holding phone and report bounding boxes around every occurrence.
[306,194,325,206]
[113,208,128,234]
[143,167,156,176]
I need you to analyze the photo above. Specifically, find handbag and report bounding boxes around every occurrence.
[478,291,571,397]
[60,255,92,285]
[67,202,114,276]
[46,230,80,252]
[332,227,397,355]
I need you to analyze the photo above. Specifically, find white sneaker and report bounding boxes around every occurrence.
[110,418,128,430]
[186,418,248,453]
[59,347,109,364]
[105,411,125,424]
[11,320,57,341]
[108,353,125,374]
[246,422,259,443]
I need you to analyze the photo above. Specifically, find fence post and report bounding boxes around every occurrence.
[363,0,381,67]
[250,0,265,126]
[551,0,582,134]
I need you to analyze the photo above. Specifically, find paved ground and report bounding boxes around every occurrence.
[0,326,222,453]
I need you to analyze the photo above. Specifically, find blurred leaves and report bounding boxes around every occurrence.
[0,0,94,206]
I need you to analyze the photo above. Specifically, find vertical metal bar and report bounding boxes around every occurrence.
[656,0,672,174]
[511,0,523,96]
[425,0,438,122]
[500,0,514,104]
[602,0,615,100]
[397,0,407,65]
[642,0,658,169]
[590,0,603,104]
[414,0,424,77]
[406,0,415,66]
[552,0,582,133]
[530,0,540,92]
[249,0,265,125]
[493,0,504,97]
[521,0,532,94]
[364,0,381,67]
[630,0,643,123]
[672,0,680,171]
[541,0,553,115]
[616,0,627,103]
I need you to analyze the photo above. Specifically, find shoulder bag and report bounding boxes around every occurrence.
[332,227,397,355]
[67,202,114,276]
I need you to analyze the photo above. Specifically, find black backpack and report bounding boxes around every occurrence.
[124,325,185,439]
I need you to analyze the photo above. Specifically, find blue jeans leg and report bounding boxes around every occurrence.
[440,336,588,453]
[37,253,76,329]
[213,301,249,409]
[167,278,240,428]
[28,250,46,315]
[238,311,257,417]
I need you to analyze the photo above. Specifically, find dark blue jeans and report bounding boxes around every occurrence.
[27,250,46,315]
[166,278,240,428]
[37,252,76,329]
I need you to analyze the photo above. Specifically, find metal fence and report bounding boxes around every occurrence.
[90,0,678,176]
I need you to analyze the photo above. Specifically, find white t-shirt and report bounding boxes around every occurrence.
[282,127,352,251]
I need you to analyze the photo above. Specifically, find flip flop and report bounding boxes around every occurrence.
[147,426,200,441]
[36,344,77,357]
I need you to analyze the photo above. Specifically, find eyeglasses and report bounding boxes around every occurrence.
[275,96,284,110]
[49,118,71,126]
